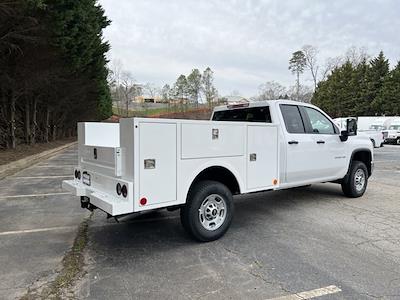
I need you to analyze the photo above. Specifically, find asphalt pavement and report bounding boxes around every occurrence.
[0,145,399,299]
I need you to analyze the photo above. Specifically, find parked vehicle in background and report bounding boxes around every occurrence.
[383,118,400,144]
[334,117,384,148]
[63,100,373,242]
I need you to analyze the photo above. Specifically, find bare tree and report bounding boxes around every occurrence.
[108,59,124,113]
[120,71,135,116]
[287,85,313,103]
[302,45,319,90]
[345,46,369,66]
[143,82,159,100]
[257,81,286,100]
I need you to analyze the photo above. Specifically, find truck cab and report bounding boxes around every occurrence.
[63,100,373,242]
[213,101,373,189]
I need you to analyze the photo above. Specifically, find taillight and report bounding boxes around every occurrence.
[121,185,128,197]
[116,183,122,195]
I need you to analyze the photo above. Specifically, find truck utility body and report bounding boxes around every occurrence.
[63,100,373,241]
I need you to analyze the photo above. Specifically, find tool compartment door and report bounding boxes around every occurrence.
[247,125,279,190]
[139,122,177,206]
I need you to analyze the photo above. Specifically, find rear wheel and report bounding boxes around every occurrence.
[180,180,234,242]
[371,139,376,148]
[341,161,368,198]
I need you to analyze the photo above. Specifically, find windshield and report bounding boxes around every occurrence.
[389,125,400,130]
[212,106,272,123]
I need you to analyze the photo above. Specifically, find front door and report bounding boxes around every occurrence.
[300,106,346,179]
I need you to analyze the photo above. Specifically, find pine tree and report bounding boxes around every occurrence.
[351,59,370,116]
[374,61,400,115]
[312,61,355,118]
[367,51,389,114]
[46,0,112,119]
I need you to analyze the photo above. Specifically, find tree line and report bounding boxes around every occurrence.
[312,51,400,118]
[161,67,218,107]
[0,0,111,149]
[256,46,400,120]
[108,62,219,116]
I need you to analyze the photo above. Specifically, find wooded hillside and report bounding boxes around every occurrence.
[0,0,112,149]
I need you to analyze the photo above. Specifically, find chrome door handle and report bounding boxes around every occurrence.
[288,140,299,144]
[316,140,325,144]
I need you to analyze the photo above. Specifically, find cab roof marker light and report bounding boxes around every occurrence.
[227,103,249,109]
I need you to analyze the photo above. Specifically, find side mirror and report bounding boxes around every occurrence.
[340,118,357,142]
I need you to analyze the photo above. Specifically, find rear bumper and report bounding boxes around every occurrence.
[62,179,133,216]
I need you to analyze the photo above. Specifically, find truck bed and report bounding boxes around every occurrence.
[63,118,280,216]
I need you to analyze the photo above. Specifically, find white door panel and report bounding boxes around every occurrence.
[139,123,177,205]
[247,125,278,189]
[310,134,346,178]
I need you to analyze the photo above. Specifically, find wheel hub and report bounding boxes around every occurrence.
[199,194,226,231]
[354,169,366,192]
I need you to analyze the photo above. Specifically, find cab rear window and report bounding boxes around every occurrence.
[212,106,272,123]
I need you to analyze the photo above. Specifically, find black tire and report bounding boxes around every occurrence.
[180,180,234,242]
[341,161,368,198]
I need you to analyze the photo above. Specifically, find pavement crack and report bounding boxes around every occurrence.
[20,212,93,300]
[221,246,292,295]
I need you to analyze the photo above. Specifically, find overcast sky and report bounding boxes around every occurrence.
[99,0,400,97]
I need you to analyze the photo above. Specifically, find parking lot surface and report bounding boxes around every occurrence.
[0,145,399,299]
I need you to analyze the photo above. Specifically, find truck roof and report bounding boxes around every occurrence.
[212,100,323,113]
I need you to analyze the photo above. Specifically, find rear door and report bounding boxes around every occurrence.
[280,104,320,183]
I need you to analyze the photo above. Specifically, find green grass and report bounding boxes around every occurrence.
[112,106,172,117]
[112,104,206,117]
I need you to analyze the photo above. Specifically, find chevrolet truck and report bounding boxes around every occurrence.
[63,100,373,242]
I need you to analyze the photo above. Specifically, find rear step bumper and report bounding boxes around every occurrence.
[62,180,132,216]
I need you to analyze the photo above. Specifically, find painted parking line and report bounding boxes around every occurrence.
[0,226,76,236]
[34,165,75,168]
[0,192,70,200]
[0,216,179,236]
[11,175,72,179]
[267,285,341,300]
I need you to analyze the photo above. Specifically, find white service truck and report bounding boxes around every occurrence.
[63,100,373,241]
[383,118,400,144]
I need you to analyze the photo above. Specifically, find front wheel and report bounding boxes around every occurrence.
[180,180,234,242]
[341,161,368,198]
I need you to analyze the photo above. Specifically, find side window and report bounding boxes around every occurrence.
[303,107,335,134]
[280,105,305,133]
[212,106,272,123]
